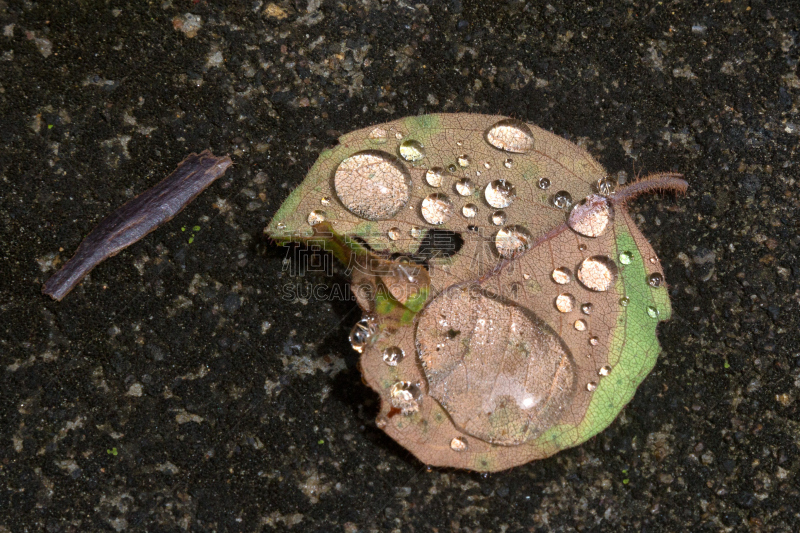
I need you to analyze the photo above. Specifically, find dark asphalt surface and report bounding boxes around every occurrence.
[1,1,799,531]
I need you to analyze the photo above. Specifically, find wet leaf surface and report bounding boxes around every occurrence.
[267,113,687,472]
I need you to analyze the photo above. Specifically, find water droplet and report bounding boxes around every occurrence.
[425,167,444,187]
[619,297,630,307]
[457,154,470,167]
[491,210,507,226]
[450,436,468,452]
[485,179,516,208]
[368,127,388,143]
[552,191,573,210]
[455,178,474,196]
[598,365,612,376]
[589,336,599,346]
[578,243,587,252]
[552,267,572,284]
[421,193,453,225]
[399,139,425,162]
[577,256,618,292]
[495,225,532,258]
[390,381,421,415]
[523,273,531,280]
[538,177,551,190]
[447,164,457,173]
[574,319,587,331]
[503,158,513,169]
[410,226,423,238]
[619,251,632,265]
[596,176,616,195]
[581,303,593,315]
[483,162,491,169]
[350,316,378,354]
[334,151,411,220]
[467,224,478,232]
[462,203,477,218]
[382,346,405,366]
[395,132,403,140]
[387,227,401,240]
[375,416,388,429]
[320,196,331,206]
[647,306,659,318]
[586,382,597,392]
[568,194,612,237]
[485,119,535,153]
[649,257,658,264]
[555,293,575,313]
[648,272,663,287]
[307,210,326,226]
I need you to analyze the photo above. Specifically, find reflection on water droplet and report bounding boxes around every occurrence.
[485,119,536,153]
[320,196,331,206]
[586,382,597,392]
[388,227,400,240]
[599,365,611,376]
[368,127,388,143]
[568,194,612,237]
[574,319,587,331]
[503,158,513,169]
[450,436,468,452]
[308,210,326,226]
[538,177,551,190]
[334,151,411,220]
[648,272,663,287]
[553,191,573,210]
[350,316,378,353]
[382,346,404,366]
[399,139,425,162]
[495,225,532,258]
[447,164,457,173]
[647,306,659,318]
[462,203,477,218]
[410,225,423,238]
[421,193,453,225]
[390,381,421,415]
[589,336,599,346]
[491,210,507,226]
[581,303,593,315]
[619,297,630,307]
[425,167,444,187]
[596,176,616,195]
[577,256,617,292]
[485,179,516,208]
[552,267,572,284]
[455,178,474,196]
[457,154,470,167]
[619,251,632,265]
[555,293,575,313]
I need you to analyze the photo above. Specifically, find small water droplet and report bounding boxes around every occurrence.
[619,251,632,265]
[447,164,457,173]
[586,382,597,392]
[455,178,474,196]
[648,272,663,287]
[568,194,612,237]
[485,119,535,153]
[538,177,551,190]
[462,203,477,218]
[395,132,403,140]
[390,381,421,415]
[581,303,593,315]
[503,158,513,169]
[387,227,400,240]
[483,162,491,169]
[457,154,470,167]
[425,167,444,187]
[375,416,388,429]
[368,127,388,143]
[307,210,326,226]
[485,179,516,208]
[574,319,587,331]
[421,193,453,225]
[410,226,423,238]
[596,176,616,195]
[491,210,507,226]
[589,336,599,346]
[399,139,425,162]
[334,151,411,220]
[320,196,331,206]
[647,306,659,318]
[495,225,532,258]
[456,140,463,147]
[276,222,286,230]
[382,346,404,366]
[523,273,531,280]
[450,436,468,452]
[552,267,572,284]
[578,243,587,252]
[552,191,573,210]
[577,256,618,292]
[350,316,378,353]
[649,257,658,264]
[467,225,478,232]
[619,297,630,307]
[555,293,575,313]
[598,365,612,376]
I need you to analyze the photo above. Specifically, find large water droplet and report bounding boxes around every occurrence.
[334,151,411,220]
[577,256,618,292]
[455,178,474,196]
[596,176,616,195]
[552,191,573,210]
[485,179,516,208]
[495,225,532,258]
[390,381,421,415]
[555,293,575,313]
[619,251,632,265]
[399,139,425,162]
[648,272,663,287]
[421,193,453,225]
[552,267,572,284]
[350,316,378,354]
[491,210,507,226]
[462,203,477,218]
[485,119,535,153]
[382,346,404,366]
[450,436,468,452]
[307,210,326,226]
[538,177,551,190]
[568,194,613,238]
[425,167,444,187]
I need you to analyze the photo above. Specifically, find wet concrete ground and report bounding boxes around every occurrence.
[1,1,799,531]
